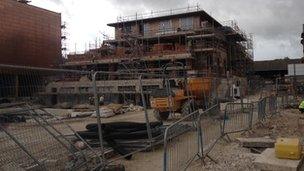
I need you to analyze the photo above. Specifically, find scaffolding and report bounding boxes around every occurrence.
[65,6,254,79]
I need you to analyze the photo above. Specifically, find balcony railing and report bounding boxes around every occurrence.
[117,5,201,23]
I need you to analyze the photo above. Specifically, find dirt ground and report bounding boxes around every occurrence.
[103,108,304,171]
[244,108,304,142]
[193,108,304,171]
[37,103,304,171]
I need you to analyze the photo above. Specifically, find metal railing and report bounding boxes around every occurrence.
[1,64,299,170]
[163,110,200,171]
[222,103,253,135]
[163,94,297,170]
[117,5,201,23]
[163,104,219,171]
[0,103,101,170]
[197,105,221,157]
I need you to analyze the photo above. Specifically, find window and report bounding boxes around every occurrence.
[159,20,172,32]
[143,23,150,36]
[122,25,132,33]
[180,17,193,30]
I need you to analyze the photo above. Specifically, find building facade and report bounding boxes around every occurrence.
[47,7,253,105]
[0,0,62,67]
[0,0,62,99]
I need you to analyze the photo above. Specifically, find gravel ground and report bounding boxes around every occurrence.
[191,140,258,171]
[31,105,303,171]
[243,108,304,143]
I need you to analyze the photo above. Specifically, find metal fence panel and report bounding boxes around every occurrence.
[92,72,168,167]
[223,103,253,134]
[163,110,200,171]
[258,98,266,121]
[197,104,222,156]
[268,95,277,115]
[0,65,102,170]
[0,104,100,170]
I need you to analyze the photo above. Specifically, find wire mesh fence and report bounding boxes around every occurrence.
[1,63,300,171]
[222,103,254,134]
[257,98,267,122]
[91,72,168,168]
[197,104,222,156]
[163,110,200,171]
[0,103,101,170]
[162,94,298,170]
[0,65,103,170]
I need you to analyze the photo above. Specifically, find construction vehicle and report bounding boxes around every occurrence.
[150,62,213,121]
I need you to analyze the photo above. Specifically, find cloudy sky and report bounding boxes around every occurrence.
[31,0,304,61]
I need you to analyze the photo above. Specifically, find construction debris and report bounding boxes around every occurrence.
[105,103,124,114]
[254,148,304,171]
[90,104,143,118]
[54,102,72,109]
[237,137,275,148]
[91,107,115,118]
[77,122,164,159]
[72,104,95,111]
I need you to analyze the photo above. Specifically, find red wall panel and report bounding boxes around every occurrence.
[0,0,61,68]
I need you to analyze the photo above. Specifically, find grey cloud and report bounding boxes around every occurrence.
[108,0,304,60]
[48,0,62,5]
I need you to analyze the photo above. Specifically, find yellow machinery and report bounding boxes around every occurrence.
[275,138,302,160]
[150,77,212,121]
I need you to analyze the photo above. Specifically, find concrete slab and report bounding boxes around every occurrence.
[237,137,275,148]
[254,148,304,171]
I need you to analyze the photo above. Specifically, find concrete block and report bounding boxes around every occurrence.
[254,148,304,171]
[237,137,275,148]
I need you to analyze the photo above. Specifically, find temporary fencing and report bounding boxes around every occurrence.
[163,110,200,171]
[163,104,220,171]
[222,103,253,134]
[0,64,179,170]
[197,104,221,156]
[1,63,299,171]
[163,93,297,171]
[0,103,101,170]
[0,64,105,170]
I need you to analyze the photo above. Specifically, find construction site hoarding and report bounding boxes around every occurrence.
[0,0,62,68]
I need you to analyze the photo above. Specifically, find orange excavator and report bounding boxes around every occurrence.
[150,62,213,121]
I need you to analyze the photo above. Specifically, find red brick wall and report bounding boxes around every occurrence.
[114,15,201,39]
[0,0,61,68]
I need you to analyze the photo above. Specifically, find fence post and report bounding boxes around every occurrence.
[139,75,153,143]
[163,129,169,171]
[221,104,228,136]
[248,104,253,130]
[197,114,204,158]
[92,72,105,161]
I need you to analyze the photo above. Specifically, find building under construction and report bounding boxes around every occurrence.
[48,6,254,105]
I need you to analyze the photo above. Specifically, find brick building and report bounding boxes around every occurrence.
[0,0,62,99]
[46,6,254,105]
[0,0,62,67]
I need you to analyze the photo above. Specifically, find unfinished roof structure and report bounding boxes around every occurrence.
[64,6,253,78]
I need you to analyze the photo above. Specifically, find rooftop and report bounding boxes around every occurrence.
[107,6,222,27]
[254,58,303,72]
